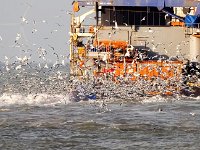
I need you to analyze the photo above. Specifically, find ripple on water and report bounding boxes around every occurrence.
[0,94,200,149]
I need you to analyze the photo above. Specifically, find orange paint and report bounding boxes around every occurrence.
[110,60,183,81]
[73,1,80,12]
[94,40,128,49]
[171,21,184,27]
[78,47,86,57]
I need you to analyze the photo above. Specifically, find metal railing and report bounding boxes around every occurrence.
[184,23,200,29]
[75,25,95,34]
[184,23,200,35]
[101,9,169,26]
[100,8,200,28]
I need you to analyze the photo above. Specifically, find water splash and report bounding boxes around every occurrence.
[0,93,70,107]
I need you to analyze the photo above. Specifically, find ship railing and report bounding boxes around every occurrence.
[184,23,200,35]
[100,9,171,26]
[98,8,200,28]
[184,23,200,29]
[76,25,97,34]
[89,47,108,52]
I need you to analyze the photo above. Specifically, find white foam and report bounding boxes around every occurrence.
[0,93,71,106]
[141,95,176,104]
[191,96,200,100]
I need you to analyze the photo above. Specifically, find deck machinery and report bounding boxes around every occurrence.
[69,0,200,96]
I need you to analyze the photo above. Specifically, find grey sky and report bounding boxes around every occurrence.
[0,0,73,63]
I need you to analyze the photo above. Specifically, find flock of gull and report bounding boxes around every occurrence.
[0,2,73,105]
[0,48,186,108]
[0,2,200,110]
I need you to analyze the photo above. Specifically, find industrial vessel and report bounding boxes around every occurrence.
[69,0,200,98]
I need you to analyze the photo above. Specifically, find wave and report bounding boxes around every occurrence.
[141,94,200,104]
[0,93,70,107]
[0,93,199,107]
[141,95,176,104]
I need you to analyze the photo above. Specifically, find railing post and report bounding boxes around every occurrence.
[153,12,154,26]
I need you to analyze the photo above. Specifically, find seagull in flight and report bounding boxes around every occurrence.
[48,44,55,51]
[21,16,28,24]
[123,23,128,26]
[112,20,119,30]
[141,16,146,22]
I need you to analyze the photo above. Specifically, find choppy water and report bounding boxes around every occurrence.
[0,95,200,149]
[0,64,200,149]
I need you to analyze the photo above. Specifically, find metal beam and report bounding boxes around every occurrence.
[77,0,200,7]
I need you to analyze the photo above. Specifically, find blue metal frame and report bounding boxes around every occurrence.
[78,0,199,7]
